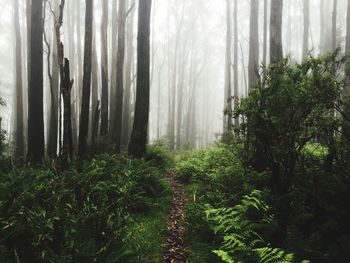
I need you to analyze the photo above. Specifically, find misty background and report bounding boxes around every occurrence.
[0,0,347,149]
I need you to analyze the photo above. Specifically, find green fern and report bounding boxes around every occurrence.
[206,190,297,263]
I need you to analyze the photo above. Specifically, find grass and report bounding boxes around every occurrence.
[123,179,172,263]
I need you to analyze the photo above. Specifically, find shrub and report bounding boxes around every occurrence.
[0,154,165,262]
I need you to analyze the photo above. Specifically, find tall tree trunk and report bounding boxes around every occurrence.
[302,0,310,59]
[320,0,325,53]
[27,0,44,164]
[332,0,338,51]
[14,0,25,159]
[223,0,232,132]
[47,0,59,158]
[248,0,259,89]
[233,0,239,129]
[109,0,118,138]
[112,0,126,152]
[122,0,136,147]
[89,31,99,143]
[263,0,268,65]
[270,0,283,63]
[128,0,152,158]
[78,0,93,157]
[100,0,109,136]
[344,0,350,141]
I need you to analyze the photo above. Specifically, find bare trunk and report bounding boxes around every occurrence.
[233,0,239,129]
[270,0,283,63]
[263,0,268,65]
[248,0,259,89]
[100,0,109,136]
[332,0,338,51]
[27,0,44,164]
[122,0,136,147]
[303,0,310,59]
[14,0,25,159]
[128,0,152,158]
[112,0,126,152]
[78,0,93,157]
[224,0,232,132]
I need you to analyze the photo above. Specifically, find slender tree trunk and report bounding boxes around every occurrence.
[14,0,25,159]
[109,0,118,138]
[303,0,310,59]
[332,0,338,51]
[27,0,44,164]
[122,0,136,147]
[263,0,268,65]
[112,0,126,152]
[89,31,99,143]
[224,0,232,132]
[78,0,93,157]
[270,0,283,63]
[100,0,109,136]
[47,0,59,158]
[248,0,259,89]
[233,0,239,129]
[128,0,152,158]
[344,0,350,140]
[320,0,325,53]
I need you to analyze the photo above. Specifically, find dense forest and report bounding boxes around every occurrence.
[0,0,350,262]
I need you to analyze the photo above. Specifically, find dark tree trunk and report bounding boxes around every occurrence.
[61,58,74,163]
[128,0,152,158]
[27,0,45,164]
[14,0,25,159]
[270,0,283,63]
[302,0,310,59]
[100,0,109,136]
[112,0,126,152]
[248,0,259,89]
[78,0,93,157]
[344,0,350,141]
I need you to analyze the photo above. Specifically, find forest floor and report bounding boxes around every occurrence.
[163,171,189,263]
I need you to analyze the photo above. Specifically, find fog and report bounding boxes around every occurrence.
[0,0,348,151]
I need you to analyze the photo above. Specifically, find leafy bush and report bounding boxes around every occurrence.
[0,154,166,262]
[206,190,297,263]
[146,138,174,169]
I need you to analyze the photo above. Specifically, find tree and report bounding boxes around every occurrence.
[344,0,350,140]
[47,0,59,158]
[248,0,259,89]
[100,0,109,136]
[27,0,45,164]
[14,0,25,159]
[332,0,338,51]
[111,0,126,152]
[302,0,310,59]
[223,0,232,132]
[233,0,239,129]
[270,0,283,63]
[128,0,152,157]
[263,0,268,65]
[122,0,136,146]
[78,0,93,157]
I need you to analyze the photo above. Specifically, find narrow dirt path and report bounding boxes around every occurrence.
[163,171,188,263]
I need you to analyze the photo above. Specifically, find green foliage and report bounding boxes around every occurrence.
[237,52,346,193]
[146,138,174,169]
[206,190,296,263]
[0,154,166,262]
